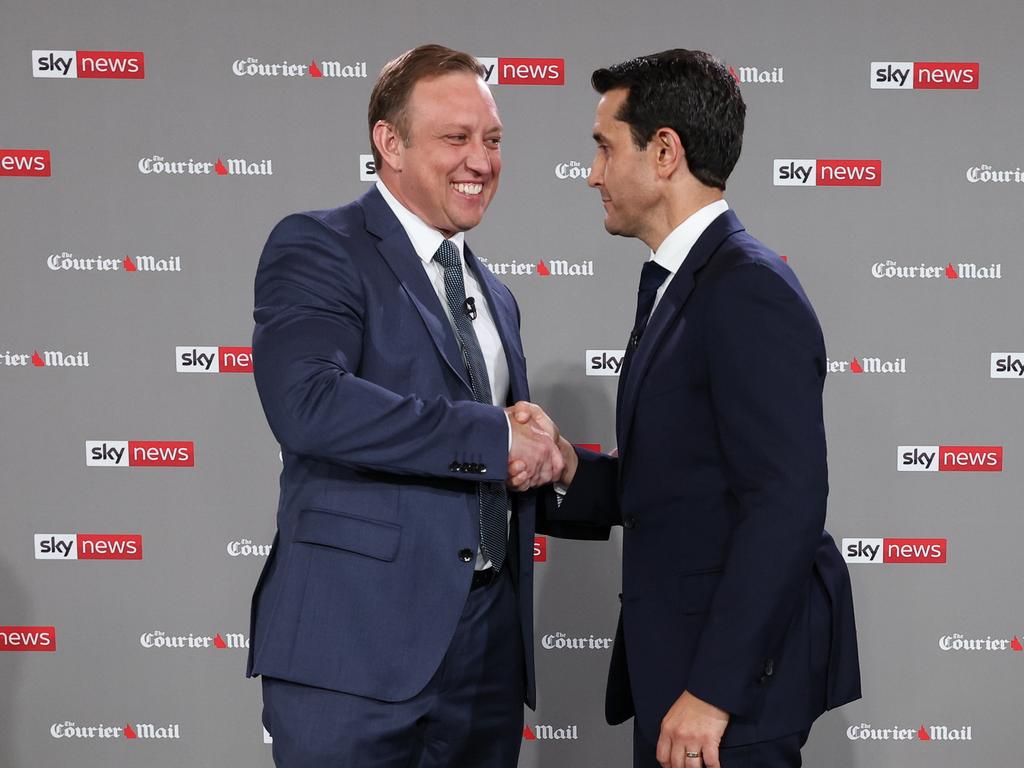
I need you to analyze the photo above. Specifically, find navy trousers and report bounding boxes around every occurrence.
[262,568,525,767]
[633,725,810,768]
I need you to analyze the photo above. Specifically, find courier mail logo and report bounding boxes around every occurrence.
[991,353,1024,378]
[586,349,625,377]
[843,538,947,564]
[774,159,881,186]
[33,50,144,79]
[871,61,978,89]
[477,57,564,85]
[0,149,51,177]
[35,534,142,560]
[176,346,253,373]
[0,626,56,651]
[898,445,1003,472]
[86,440,194,468]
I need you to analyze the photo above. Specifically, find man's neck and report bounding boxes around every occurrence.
[644,188,724,253]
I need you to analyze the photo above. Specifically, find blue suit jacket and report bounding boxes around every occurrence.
[541,210,861,747]
[246,187,538,707]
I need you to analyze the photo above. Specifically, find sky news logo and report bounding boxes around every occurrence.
[86,441,194,468]
[774,159,881,186]
[991,353,1024,378]
[0,149,51,177]
[477,57,564,85]
[898,445,1002,472]
[534,536,547,562]
[586,349,624,377]
[33,50,144,78]
[0,626,56,651]
[843,538,947,564]
[176,346,253,373]
[871,61,978,89]
[35,534,142,560]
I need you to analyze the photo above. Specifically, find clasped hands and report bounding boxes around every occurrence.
[505,401,577,492]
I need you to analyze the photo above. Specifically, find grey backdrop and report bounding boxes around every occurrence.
[2,0,1021,765]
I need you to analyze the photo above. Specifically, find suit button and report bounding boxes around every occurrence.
[623,515,636,529]
[479,464,487,474]
[449,461,460,472]
[458,549,473,562]
[468,463,480,473]
[763,659,774,677]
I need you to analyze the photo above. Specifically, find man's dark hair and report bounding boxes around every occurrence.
[591,49,745,190]
[368,44,486,167]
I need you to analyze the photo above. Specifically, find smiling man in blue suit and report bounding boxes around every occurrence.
[247,44,563,767]
[529,50,862,768]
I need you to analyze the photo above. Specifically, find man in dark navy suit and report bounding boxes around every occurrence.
[526,49,861,768]
[248,44,563,767]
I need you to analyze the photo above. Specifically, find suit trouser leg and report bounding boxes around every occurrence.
[262,567,524,768]
[632,725,809,768]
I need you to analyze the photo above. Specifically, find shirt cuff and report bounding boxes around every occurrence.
[504,411,512,452]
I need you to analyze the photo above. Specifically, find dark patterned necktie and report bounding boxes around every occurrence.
[620,260,671,384]
[434,239,507,573]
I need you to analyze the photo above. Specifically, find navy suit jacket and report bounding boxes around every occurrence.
[541,210,861,747]
[247,186,538,707]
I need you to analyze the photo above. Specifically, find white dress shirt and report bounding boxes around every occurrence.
[649,199,730,316]
[376,180,511,569]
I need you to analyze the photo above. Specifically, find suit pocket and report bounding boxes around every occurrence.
[678,568,723,615]
[293,507,401,562]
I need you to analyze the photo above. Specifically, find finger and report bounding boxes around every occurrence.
[513,409,532,423]
[656,730,672,767]
[508,460,526,475]
[509,471,530,491]
[702,742,720,768]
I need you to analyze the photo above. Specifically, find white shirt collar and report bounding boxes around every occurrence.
[376,180,466,265]
[650,199,729,274]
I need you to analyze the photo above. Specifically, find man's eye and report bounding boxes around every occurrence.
[447,134,467,143]
[487,137,502,147]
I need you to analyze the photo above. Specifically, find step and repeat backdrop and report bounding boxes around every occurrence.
[2,0,1022,766]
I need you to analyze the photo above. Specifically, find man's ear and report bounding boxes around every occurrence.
[372,120,404,173]
[653,127,684,179]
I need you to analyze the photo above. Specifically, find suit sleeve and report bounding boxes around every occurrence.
[252,214,508,480]
[535,447,620,539]
[685,263,828,716]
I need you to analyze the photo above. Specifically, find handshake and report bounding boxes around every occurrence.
[505,401,579,492]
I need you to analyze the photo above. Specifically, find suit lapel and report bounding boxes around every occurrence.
[466,246,529,403]
[359,187,472,394]
[616,210,746,454]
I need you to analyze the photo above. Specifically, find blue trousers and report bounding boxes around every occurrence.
[262,568,525,767]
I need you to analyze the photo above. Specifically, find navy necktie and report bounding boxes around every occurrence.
[620,260,671,383]
[434,239,507,573]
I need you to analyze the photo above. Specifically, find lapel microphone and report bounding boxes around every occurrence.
[463,297,477,320]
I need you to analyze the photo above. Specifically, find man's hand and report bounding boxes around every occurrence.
[506,401,563,491]
[507,401,580,488]
[656,690,730,768]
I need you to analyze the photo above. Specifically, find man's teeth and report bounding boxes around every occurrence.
[451,182,483,195]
